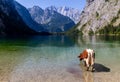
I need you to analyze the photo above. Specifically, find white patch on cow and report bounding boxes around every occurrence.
[85,49,95,68]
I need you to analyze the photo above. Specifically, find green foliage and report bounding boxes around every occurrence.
[66,8,120,36]
[111,16,118,23]
[96,11,100,20]
[89,29,94,35]
[111,9,120,23]
[115,0,119,5]
[66,28,83,36]
[118,9,120,14]
[97,8,120,35]
[96,12,99,18]
[105,0,109,2]
[65,23,83,36]
[79,23,87,32]
[97,24,120,35]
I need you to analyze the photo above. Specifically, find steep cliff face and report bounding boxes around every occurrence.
[14,2,45,32]
[76,0,120,35]
[0,0,37,35]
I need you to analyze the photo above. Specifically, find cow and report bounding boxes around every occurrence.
[78,49,95,72]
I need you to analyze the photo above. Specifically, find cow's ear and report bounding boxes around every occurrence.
[78,53,82,58]
[79,53,84,60]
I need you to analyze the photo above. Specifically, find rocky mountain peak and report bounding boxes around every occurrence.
[28,6,75,32]
[32,6,43,11]
[47,6,81,23]
[46,6,57,11]
[28,6,44,15]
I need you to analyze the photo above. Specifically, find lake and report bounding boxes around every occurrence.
[0,35,120,82]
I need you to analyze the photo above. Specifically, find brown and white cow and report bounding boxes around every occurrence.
[78,49,95,71]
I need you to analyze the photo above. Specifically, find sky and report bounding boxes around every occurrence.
[15,0,86,10]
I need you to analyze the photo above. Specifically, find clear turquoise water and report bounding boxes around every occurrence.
[0,35,120,82]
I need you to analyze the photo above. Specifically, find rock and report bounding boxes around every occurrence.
[75,0,120,35]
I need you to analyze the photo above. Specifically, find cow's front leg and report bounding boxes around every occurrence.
[85,59,90,71]
[84,61,87,67]
[86,67,89,71]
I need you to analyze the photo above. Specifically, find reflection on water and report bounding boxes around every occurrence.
[0,35,120,82]
[80,62,94,82]
[0,35,75,47]
[83,72,94,82]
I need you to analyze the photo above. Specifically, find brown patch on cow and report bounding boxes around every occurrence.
[78,50,88,60]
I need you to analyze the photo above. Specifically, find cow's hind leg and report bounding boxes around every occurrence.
[91,65,95,72]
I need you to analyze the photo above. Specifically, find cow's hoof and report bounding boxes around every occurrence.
[86,67,89,71]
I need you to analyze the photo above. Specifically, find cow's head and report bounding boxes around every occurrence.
[78,50,88,61]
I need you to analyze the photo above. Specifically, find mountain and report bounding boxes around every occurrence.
[0,0,45,35]
[28,6,75,32]
[14,2,45,32]
[72,0,120,35]
[47,6,81,24]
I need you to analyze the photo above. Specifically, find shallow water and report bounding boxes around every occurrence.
[0,35,120,82]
